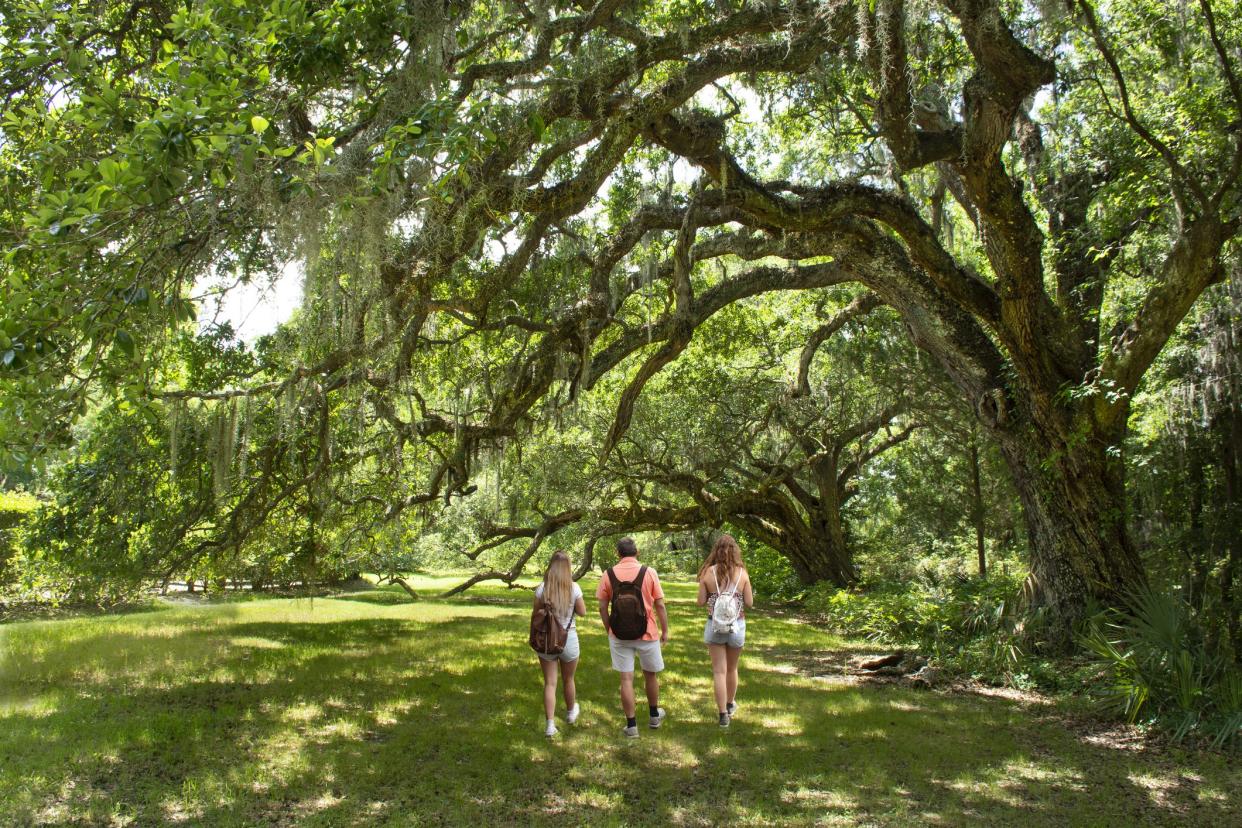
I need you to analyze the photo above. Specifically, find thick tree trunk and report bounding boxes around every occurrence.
[782,457,857,587]
[996,429,1147,647]
[967,429,987,577]
[783,533,856,587]
[731,500,855,588]
[1217,406,1242,663]
[1187,443,1210,612]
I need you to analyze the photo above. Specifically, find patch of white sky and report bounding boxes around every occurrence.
[197,260,304,342]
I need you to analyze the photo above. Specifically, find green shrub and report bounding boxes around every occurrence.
[803,573,1058,687]
[804,582,932,643]
[742,543,803,602]
[1082,588,1242,747]
[0,491,40,582]
[0,490,39,529]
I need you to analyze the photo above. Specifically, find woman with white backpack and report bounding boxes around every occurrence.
[696,534,754,728]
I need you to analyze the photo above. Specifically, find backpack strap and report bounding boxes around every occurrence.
[633,565,647,590]
[607,567,621,595]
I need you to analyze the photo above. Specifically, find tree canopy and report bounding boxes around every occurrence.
[3,0,1241,643]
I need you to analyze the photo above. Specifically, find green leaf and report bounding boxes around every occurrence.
[250,115,270,134]
[527,112,545,140]
[113,330,136,358]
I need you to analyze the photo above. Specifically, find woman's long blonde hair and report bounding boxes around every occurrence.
[542,550,573,617]
[698,534,744,590]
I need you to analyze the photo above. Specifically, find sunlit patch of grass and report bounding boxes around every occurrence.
[228,635,284,649]
[1196,784,1230,803]
[0,580,1238,826]
[280,702,322,723]
[778,786,860,827]
[943,759,1089,811]
[1126,769,1218,811]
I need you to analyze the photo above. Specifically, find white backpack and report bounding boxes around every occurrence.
[710,574,742,634]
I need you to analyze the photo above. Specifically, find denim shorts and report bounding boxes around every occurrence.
[537,626,579,662]
[703,616,746,648]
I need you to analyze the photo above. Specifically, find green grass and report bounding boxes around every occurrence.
[1,577,1237,826]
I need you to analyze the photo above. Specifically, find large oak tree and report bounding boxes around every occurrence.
[3,0,1240,641]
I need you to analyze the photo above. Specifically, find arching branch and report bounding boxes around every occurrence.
[794,292,884,397]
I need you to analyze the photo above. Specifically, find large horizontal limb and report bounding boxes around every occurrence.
[646,112,1003,329]
[444,501,707,593]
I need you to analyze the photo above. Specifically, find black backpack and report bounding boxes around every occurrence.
[607,566,648,641]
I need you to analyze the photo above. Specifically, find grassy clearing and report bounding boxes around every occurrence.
[1,576,1238,826]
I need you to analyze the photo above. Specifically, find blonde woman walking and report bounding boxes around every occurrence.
[533,550,586,736]
[697,534,754,728]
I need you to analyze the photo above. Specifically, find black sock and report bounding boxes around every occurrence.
[626,716,637,728]
[649,705,660,718]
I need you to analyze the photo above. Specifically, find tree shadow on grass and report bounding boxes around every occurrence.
[329,589,413,607]
[1,608,1237,826]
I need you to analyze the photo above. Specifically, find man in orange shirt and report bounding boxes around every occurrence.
[596,536,670,738]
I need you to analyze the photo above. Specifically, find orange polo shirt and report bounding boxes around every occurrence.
[596,557,664,641]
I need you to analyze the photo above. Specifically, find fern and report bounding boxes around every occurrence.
[1081,587,1242,746]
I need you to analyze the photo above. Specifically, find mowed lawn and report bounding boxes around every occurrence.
[1,577,1238,826]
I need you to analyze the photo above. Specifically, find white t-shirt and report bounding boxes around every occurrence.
[534,581,583,630]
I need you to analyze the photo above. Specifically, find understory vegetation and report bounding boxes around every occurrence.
[806,574,1242,747]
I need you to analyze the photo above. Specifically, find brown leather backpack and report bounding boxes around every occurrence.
[529,594,569,655]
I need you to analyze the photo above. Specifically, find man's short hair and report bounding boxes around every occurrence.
[616,537,638,557]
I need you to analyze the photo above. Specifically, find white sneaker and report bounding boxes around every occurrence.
[649,707,666,729]
[566,703,580,725]
[622,724,639,739]
[726,701,737,717]
[544,720,558,737]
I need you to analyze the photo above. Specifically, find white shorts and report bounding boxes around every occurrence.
[537,627,580,663]
[608,636,664,673]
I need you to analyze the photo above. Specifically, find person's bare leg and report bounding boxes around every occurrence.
[619,670,636,718]
[726,645,742,708]
[710,644,729,712]
[643,669,660,709]
[560,659,578,710]
[540,657,559,720]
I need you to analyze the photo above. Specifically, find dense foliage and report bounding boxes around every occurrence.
[1,0,1239,748]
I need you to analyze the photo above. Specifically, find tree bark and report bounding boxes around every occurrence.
[736,510,855,588]
[797,506,856,588]
[968,427,987,578]
[1217,404,1242,663]
[393,577,420,601]
[1187,440,1209,612]
[995,424,1146,646]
